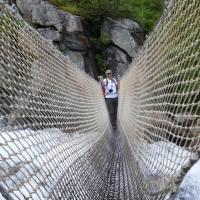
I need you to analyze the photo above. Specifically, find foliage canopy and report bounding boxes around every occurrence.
[49,0,164,75]
[49,0,164,34]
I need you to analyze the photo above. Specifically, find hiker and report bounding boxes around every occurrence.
[103,69,119,130]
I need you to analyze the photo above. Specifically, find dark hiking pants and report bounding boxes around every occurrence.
[105,97,118,128]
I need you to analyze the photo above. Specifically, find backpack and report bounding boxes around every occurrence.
[101,78,118,96]
[105,78,118,89]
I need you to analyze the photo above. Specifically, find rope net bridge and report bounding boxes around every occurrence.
[0,0,200,199]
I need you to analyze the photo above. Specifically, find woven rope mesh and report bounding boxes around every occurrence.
[118,0,200,199]
[0,0,200,199]
[0,3,115,199]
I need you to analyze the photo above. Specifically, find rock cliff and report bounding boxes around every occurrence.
[14,0,144,78]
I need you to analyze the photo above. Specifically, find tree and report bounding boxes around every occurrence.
[49,0,164,33]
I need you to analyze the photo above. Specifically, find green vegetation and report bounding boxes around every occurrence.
[95,54,108,76]
[48,0,164,75]
[90,36,110,76]
[49,0,81,14]
[100,33,110,46]
[48,0,164,34]
[124,0,164,33]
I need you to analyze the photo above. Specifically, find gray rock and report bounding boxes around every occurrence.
[113,19,144,46]
[60,33,90,51]
[105,46,131,77]
[174,113,197,127]
[84,51,98,78]
[16,0,41,18]
[16,0,62,31]
[32,2,62,31]
[63,50,85,71]
[101,18,144,58]
[165,0,172,9]
[15,0,98,79]
[189,118,200,137]
[57,10,90,51]
[0,117,8,128]
[58,10,84,33]
[37,28,61,42]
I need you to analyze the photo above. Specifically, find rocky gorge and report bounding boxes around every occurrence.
[11,0,144,79]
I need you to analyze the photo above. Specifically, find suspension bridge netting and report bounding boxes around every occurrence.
[118,0,200,199]
[0,0,200,199]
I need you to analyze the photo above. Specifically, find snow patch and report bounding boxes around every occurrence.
[0,128,104,199]
[175,160,200,200]
[139,141,193,177]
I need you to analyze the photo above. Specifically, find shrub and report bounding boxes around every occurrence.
[95,54,108,76]
[100,33,110,46]
[48,0,164,34]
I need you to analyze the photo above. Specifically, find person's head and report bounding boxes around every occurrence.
[106,69,112,79]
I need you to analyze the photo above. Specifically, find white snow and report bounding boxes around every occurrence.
[175,160,200,200]
[139,140,200,199]
[0,128,105,199]
[0,129,199,199]
[139,141,193,177]
[0,193,6,200]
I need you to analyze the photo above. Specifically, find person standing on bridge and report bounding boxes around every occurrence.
[103,69,119,130]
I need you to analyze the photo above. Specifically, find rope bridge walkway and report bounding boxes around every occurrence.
[0,0,200,199]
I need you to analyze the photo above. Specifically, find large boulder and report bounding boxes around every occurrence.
[104,46,131,77]
[58,10,84,33]
[16,0,63,31]
[16,0,41,18]
[60,33,90,51]
[58,11,90,51]
[101,18,144,76]
[84,51,98,79]
[63,50,97,77]
[189,118,200,136]
[32,2,63,31]
[174,113,197,127]
[57,11,94,73]
[37,28,61,42]
[15,0,97,78]
[63,50,85,71]
[101,18,144,58]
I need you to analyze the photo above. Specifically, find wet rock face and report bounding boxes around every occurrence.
[15,1,145,78]
[104,46,131,77]
[101,18,144,77]
[63,50,85,71]
[16,0,41,18]
[32,2,63,31]
[15,0,97,78]
[59,11,84,33]
[37,28,61,42]
[102,18,144,57]
[60,33,90,51]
